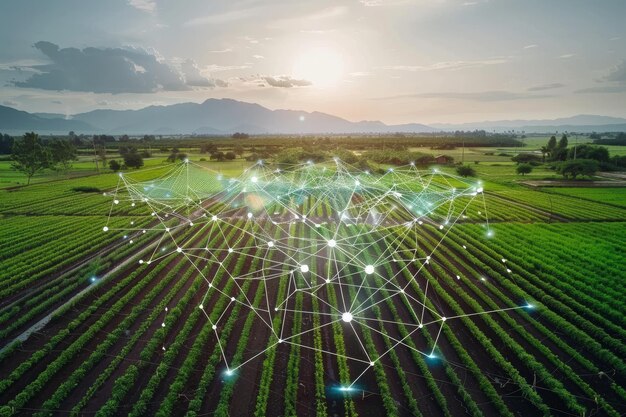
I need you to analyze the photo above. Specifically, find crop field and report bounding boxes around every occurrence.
[0,158,625,417]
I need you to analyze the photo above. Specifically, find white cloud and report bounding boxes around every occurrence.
[523,44,538,49]
[381,59,508,71]
[252,55,265,59]
[128,0,156,13]
[205,64,251,72]
[208,48,233,54]
[558,54,575,59]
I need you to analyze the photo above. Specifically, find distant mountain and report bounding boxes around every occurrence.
[71,99,436,135]
[431,114,626,133]
[0,105,94,134]
[0,99,436,135]
[2,100,625,135]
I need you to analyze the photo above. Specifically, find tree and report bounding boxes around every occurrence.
[224,151,236,160]
[11,132,52,185]
[547,135,557,152]
[234,145,245,157]
[511,153,541,164]
[49,139,77,171]
[210,151,226,161]
[516,163,533,176]
[0,134,14,154]
[123,152,144,169]
[567,145,609,163]
[167,148,187,162]
[109,160,121,171]
[558,134,568,149]
[456,165,476,177]
[539,146,549,162]
[556,159,598,179]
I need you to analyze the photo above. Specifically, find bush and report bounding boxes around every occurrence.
[516,163,533,176]
[556,159,599,179]
[511,153,541,164]
[456,165,476,177]
[108,160,121,172]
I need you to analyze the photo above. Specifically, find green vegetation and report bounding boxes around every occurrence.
[0,133,624,417]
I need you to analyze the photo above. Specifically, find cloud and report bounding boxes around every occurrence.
[128,0,156,13]
[380,59,508,72]
[205,64,251,72]
[185,8,260,26]
[574,85,626,94]
[3,100,17,107]
[558,54,575,59]
[359,0,409,6]
[299,29,336,34]
[13,41,226,94]
[252,55,265,59]
[523,44,538,49]
[575,61,626,94]
[179,59,227,88]
[349,71,371,77]
[462,2,478,6]
[527,83,565,91]
[374,90,552,102]
[600,60,626,84]
[262,76,312,88]
[208,48,233,53]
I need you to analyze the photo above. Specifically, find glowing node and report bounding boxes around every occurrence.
[477,187,484,193]
[228,248,234,253]
[327,239,337,248]
[506,268,512,273]
[370,361,375,366]
[114,199,119,205]
[212,324,217,330]
[251,176,258,183]
[231,297,236,302]
[278,339,283,343]
[268,241,274,248]
[139,260,143,264]
[212,215,218,221]
[176,247,182,253]
[247,212,253,219]
[300,264,309,273]
[161,322,165,327]
[525,303,535,309]
[199,304,204,309]
[184,158,189,163]
[325,278,331,284]
[364,265,374,275]
[102,226,109,232]
[342,312,353,323]
[442,317,447,322]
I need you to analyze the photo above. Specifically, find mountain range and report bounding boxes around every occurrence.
[1,99,625,135]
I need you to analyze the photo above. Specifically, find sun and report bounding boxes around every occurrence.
[292,46,345,88]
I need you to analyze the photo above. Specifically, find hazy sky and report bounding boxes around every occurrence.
[1,0,625,124]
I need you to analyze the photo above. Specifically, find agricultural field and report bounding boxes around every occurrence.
[0,154,625,417]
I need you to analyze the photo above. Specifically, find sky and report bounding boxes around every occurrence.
[1,0,625,124]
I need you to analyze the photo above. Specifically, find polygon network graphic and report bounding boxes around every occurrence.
[103,159,524,389]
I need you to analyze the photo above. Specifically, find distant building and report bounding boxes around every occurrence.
[434,155,454,165]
